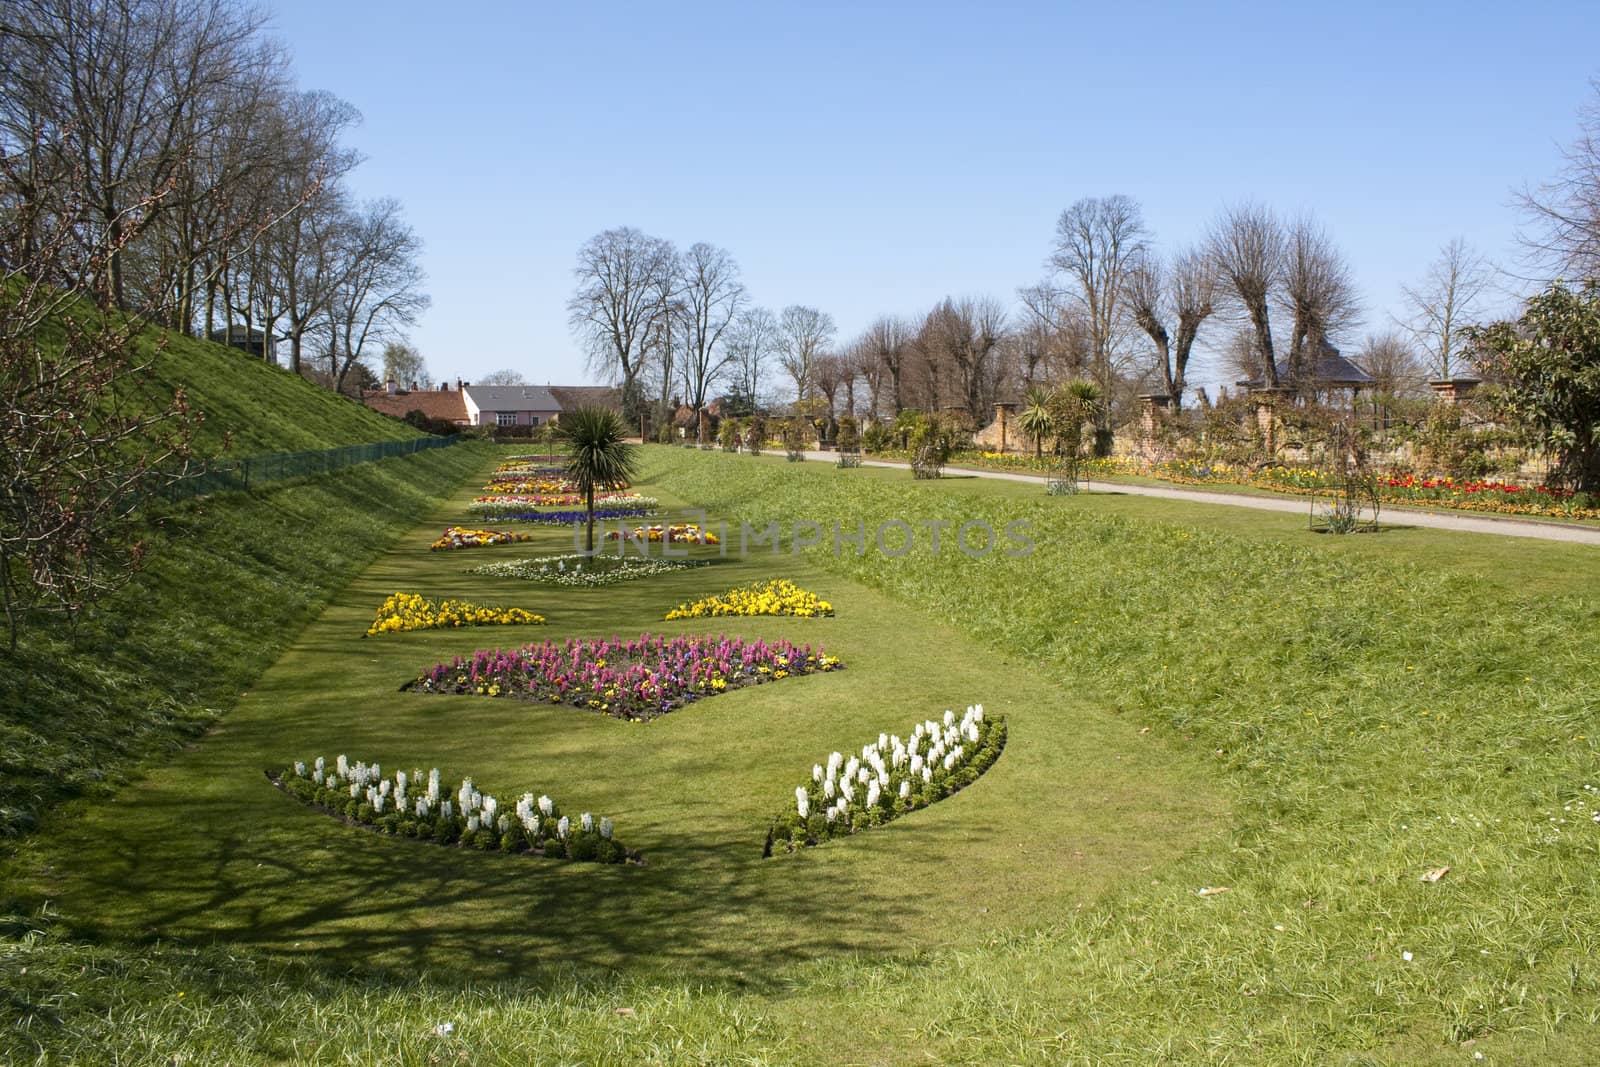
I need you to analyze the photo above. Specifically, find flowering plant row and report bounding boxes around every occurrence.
[968,452,1600,521]
[429,526,535,552]
[469,492,654,510]
[766,704,1005,855]
[484,478,577,495]
[477,507,658,525]
[407,633,844,721]
[485,476,632,495]
[665,578,834,621]
[469,554,711,586]
[605,523,720,545]
[274,755,634,863]
[367,592,545,636]
[495,461,566,474]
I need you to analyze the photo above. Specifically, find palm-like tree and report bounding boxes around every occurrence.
[558,407,639,552]
[1048,379,1104,459]
[1016,386,1054,458]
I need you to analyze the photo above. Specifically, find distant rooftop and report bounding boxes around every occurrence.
[1238,340,1375,389]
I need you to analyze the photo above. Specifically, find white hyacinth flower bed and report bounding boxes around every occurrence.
[765,704,1006,855]
[274,755,635,864]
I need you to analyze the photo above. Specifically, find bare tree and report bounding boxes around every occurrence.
[864,314,912,414]
[776,304,836,410]
[0,0,271,309]
[1517,78,1600,280]
[917,296,1006,420]
[1123,247,1217,409]
[1050,195,1147,418]
[812,352,844,419]
[477,368,527,385]
[1279,215,1361,388]
[326,198,428,394]
[253,90,362,374]
[1400,238,1493,379]
[567,227,676,421]
[381,340,427,386]
[1354,331,1425,399]
[724,306,777,412]
[1209,203,1286,388]
[677,242,746,414]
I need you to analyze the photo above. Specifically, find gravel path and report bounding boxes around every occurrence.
[800,452,1600,546]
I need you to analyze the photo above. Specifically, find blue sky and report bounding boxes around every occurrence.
[263,0,1599,396]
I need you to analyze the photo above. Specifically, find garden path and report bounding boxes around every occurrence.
[801,451,1600,546]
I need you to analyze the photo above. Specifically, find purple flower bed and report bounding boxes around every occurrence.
[407,633,846,721]
[497,507,655,524]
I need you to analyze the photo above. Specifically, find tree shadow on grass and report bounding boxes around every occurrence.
[46,774,964,996]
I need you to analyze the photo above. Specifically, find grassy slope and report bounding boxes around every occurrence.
[5,445,1599,1064]
[0,317,455,838]
[128,324,420,455]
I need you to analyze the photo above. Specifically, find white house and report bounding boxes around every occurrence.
[461,384,562,427]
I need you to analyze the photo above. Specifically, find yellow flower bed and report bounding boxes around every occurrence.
[606,523,721,545]
[367,592,545,636]
[428,526,535,551]
[665,579,834,621]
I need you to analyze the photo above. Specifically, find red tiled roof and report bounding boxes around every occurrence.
[363,388,469,423]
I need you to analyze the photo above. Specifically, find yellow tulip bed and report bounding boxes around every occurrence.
[428,527,535,551]
[367,592,545,636]
[665,578,834,621]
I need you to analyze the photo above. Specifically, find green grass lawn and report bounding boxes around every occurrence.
[5,444,1599,1064]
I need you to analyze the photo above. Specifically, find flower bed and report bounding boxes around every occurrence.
[407,633,844,721]
[429,526,536,551]
[962,452,1600,521]
[605,523,720,545]
[273,755,634,863]
[1374,474,1599,520]
[766,704,1005,854]
[470,492,653,510]
[469,495,657,516]
[469,554,711,586]
[367,592,545,635]
[477,507,657,525]
[485,476,633,495]
[665,578,834,620]
[495,461,566,474]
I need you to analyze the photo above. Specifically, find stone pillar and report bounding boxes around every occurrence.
[994,402,1017,453]
[639,413,649,441]
[1252,389,1285,454]
[1137,393,1173,458]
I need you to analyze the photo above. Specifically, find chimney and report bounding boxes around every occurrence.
[456,378,463,391]
[409,380,419,392]
[385,378,397,397]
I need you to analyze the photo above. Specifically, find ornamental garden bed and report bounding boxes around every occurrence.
[429,526,535,551]
[272,755,637,863]
[405,633,844,721]
[469,554,712,586]
[766,704,1005,855]
[665,578,834,620]
[366,592,545,635]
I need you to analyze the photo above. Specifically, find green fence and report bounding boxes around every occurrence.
[160,434,464,502]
